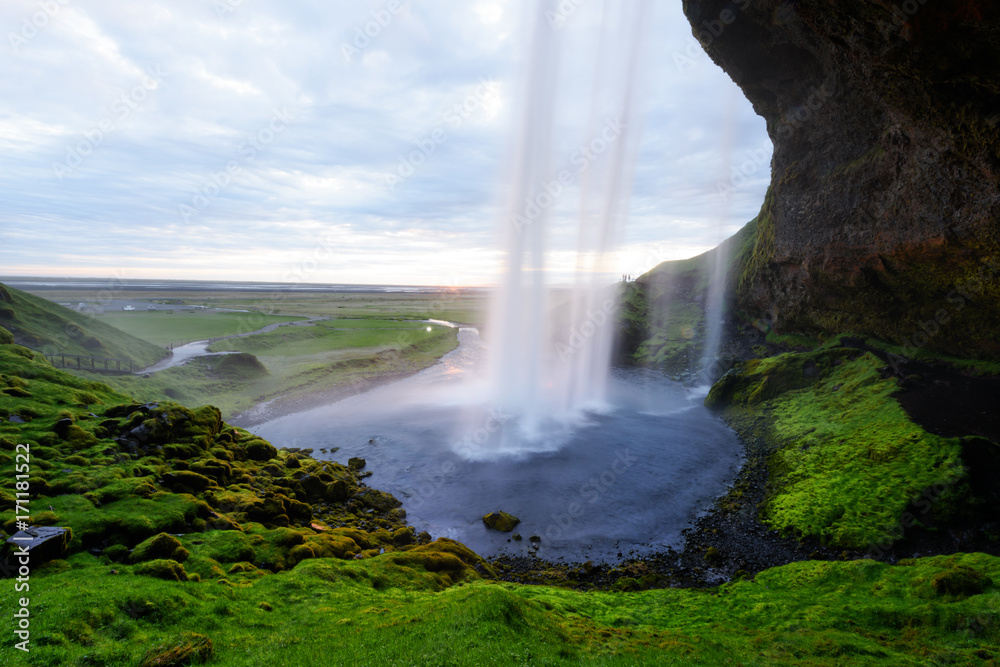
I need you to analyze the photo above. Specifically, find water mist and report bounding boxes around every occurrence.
[485,0,652,447]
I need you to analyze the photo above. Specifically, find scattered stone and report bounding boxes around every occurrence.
[348,457,366,470]
[512,533,522,541]
[529,535,541,543]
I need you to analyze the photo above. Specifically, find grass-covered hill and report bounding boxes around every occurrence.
[617,218,761,377]
[2,330,999,664]
[0,283,167,369]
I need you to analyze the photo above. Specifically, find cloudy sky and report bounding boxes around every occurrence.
[0,0,771,286]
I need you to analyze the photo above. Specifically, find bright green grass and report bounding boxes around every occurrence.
[5,551,997,665]
[208,321,449,357]
[0,284,167,367]
[0,346,129,436]
[765,352,965,548]
[94,311,300,347]
[708,344,968,549]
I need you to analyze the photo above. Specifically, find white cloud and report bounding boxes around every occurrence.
[0,0,770,286]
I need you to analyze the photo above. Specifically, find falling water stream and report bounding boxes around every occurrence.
[251,0,744,562]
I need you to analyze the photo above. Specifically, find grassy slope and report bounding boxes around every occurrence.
[620,218,759,375]
[2,340,999,665]
[94,311,300,347]
[0,284,167,368]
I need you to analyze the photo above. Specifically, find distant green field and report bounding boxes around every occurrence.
[98,324,459,419]
[95,311,299,346]
[209,320,446,357]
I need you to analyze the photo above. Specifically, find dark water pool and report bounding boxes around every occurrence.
[251,330,742,563]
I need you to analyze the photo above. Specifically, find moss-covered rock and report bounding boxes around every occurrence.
[356,488,402,513]
[244,439,278,461]
[131,533,189,564]
[483,511,521,532]
[134,558,189,581]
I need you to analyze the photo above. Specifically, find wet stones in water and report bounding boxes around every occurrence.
[348,457,366,470]
[483,511,520,532]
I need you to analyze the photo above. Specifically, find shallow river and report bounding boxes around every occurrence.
[251,329,742,563]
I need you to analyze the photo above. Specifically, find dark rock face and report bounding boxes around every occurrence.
[683,0,1000,358]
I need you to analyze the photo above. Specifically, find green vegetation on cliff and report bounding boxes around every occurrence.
[0,283,167,368]
[619,217,760,375]
[706,337,994,550]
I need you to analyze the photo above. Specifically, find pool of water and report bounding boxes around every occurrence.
[251,329,742,563]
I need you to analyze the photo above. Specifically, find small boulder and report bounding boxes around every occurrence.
[348,457,366,470]
[482,511,520,532]
[4,526,71,565]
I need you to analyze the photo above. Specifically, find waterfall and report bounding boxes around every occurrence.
[485,0,651,446]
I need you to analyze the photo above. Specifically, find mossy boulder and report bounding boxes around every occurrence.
[131,533,189,563]
[931,566,993,598]
[325,479,352,502]
[483,511,520,532]
[134,558,189,582]
[356,488,402,513]
[0,326,13,345]
[244,439,278,461]
[161,471,214,494]
[392,538,492,584]
[211,352,268,379]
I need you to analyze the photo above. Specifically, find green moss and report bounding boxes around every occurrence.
[139,632,214,667]
[931,566,994,598]
[134,559,189,582]
[131,533,189,564]
[483,511,521,532]
[708,343,968,549]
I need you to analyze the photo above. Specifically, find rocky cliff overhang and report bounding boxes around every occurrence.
[684,0,1000,358]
